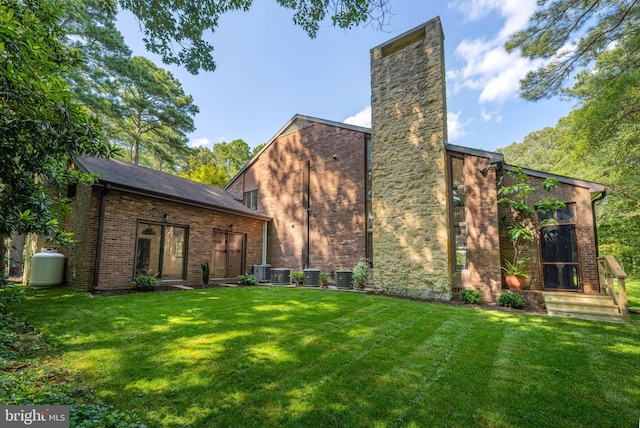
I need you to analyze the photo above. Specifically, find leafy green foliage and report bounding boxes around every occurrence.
[201,261,210,285]
[460,289,482,305]
[237,274,258,286]
[0,0,117,248]
[497,291,525,309]
[352,259,370,288]
[319,272,330,286]
[506,0,639,100]
[118,0,391,74]
[0,313,147,427]
[500,258,530,278]
[134,275,157,291]
[497,167,564,277]
[290,271,304,285]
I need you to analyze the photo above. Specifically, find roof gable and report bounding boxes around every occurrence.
[225,114,371,189]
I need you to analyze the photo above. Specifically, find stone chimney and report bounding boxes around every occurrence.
[370,17,452,300]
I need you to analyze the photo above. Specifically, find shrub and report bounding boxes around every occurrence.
[319,272,329,287]
[352,259,370,289]
[134,275,157,292]
[201,261,210,285]
[290,271,304,285]
[237,274,257,286]
[460,289,483,304]
[497,291,524,309]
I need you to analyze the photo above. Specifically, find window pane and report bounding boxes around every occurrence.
[212,232,227,277]
[541,225,578,263]
[162,226,186,278]
[557,204,576,222]
[543,264,580,290]
[136,224,161,277]
[450,157,467,270]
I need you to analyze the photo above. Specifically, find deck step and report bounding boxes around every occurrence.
[544,292,624,323]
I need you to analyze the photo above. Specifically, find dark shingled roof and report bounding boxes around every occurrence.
[76,156,271,220]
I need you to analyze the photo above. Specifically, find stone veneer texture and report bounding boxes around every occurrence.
[370,17,452,300]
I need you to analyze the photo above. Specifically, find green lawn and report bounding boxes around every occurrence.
[8,283,640,427]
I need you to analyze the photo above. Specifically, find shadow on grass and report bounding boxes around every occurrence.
[10,286,640,427]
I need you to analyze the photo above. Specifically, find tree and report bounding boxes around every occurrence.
[0,0,117,269]
[63,0,132,142]
[179,140,257,187]
[212,139,254,180]
[117,0,391,74]
[114,56,199,171]
[506,0,639,100]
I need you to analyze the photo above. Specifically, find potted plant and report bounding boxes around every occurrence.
[497,167,564,290]
[352,259,369,289]
[319,272,329,288]
[500,258,529,290]
[291,271,304,286]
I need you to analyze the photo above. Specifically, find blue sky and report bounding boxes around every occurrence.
[116,0,575,153]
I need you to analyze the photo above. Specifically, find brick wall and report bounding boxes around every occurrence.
[370,17,452,300]
[458,153,502,301]
[497,171,600,295]
[64,186,265,290]
[61,183,101,289]
[229,120,368,273]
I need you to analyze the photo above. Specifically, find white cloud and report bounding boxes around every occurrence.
[344,106,372,128]
[447,111,470,141]
[448,0,540,103]
[189,137,211,148]
[480,108,502,122]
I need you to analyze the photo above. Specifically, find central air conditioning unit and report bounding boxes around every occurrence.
[271,268,291,285]
[252,264,271,283]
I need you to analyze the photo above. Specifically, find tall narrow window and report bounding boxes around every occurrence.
[449,156,467,270]
[243,190,258,210]
[539,203,580,290]
[135,222,188,279]
[365,136,373,264]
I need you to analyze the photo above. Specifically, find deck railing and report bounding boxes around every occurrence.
[597,256,628,322]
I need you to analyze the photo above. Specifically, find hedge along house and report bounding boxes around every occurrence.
[225,115,372,274]
[370,17,608,305]
[60,156,270,291]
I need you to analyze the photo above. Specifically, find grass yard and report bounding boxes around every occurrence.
[6,283,640,427]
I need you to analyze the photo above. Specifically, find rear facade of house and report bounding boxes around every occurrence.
[226,116,372,275]
[59,157,269,291]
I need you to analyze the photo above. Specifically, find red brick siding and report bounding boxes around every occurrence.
[64,186,264,290]
[460,154,502,301]
[229,122,367,272]
[62,184,101,289]
[497,172,599,294]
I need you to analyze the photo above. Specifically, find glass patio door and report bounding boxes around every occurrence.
[211,231,245,278]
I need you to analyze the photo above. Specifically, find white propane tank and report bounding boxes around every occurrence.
[30,247,65,287]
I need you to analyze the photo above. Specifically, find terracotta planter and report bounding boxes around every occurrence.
[505,275,526,290]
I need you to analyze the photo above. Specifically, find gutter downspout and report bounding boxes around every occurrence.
[591,190,606,257]
[93,183,110,290]
[262,221,268,265]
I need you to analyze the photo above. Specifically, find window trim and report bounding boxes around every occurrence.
[538,203,582,291]
[243,190,259,210]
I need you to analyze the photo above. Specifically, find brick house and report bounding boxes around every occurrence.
[226,115,372,274]
[41,16,608,307]
[61,156,270,290]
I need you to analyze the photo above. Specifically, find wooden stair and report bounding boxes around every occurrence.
[544,292,624,323]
